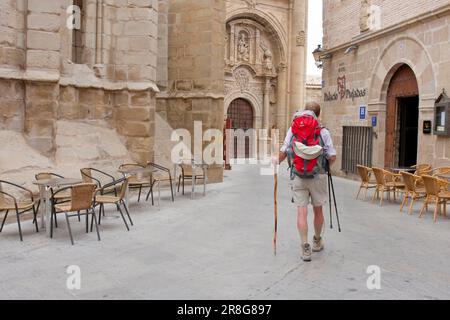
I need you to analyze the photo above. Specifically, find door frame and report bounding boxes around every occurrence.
[384,64,419,168]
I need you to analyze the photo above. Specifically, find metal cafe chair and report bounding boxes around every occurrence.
[52,183,100,245]
[92,177,133,231]
[177,162,206,196]
[0,180,39,241]
[119,163,152,203]
[146,162,175,204]
[80,168,120,196]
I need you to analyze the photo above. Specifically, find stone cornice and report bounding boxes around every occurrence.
[59,77,160,92]
[0,68,160,92]
[0,68,60,83]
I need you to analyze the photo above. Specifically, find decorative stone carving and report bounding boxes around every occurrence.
[242,0,257,9]
[260,41,273,71]
[234,68,250,92]
[237,32,250,62]
[93,64,107,79]
[360,0,370,32]
[269,85,276,104]
[296,30,305,46]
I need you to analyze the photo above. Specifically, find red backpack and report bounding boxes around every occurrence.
[289,112,325,179]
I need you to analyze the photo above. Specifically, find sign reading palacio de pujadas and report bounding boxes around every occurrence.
[323,75,367,102]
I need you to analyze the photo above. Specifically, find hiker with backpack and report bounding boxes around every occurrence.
[273,102,337,262]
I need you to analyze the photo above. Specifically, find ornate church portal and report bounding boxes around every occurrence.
[224,1,308,149]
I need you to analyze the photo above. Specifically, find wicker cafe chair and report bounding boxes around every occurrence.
[119,163,151,203]
[419,175,450,223]
[53,183,100,245]
[400,172,426,215]
[412,164,432,176]
[80,168,119,196]
[371,167,405,206]
[146,162,175,204]
[0,180,39,241]
[431,166,450,178]
[92,177,133,231]
[356,165,377,200]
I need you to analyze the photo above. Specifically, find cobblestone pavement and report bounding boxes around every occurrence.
[1,164,449,299]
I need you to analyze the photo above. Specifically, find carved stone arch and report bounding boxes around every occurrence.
[368,35,437,168]
[369,35,437,105]
[231,63,258,77]
[224,90,263,129]
[226,9,287,64]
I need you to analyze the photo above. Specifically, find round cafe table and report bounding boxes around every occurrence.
[32,178,82,237]
[117,166,157,207]
[389,167,416,173]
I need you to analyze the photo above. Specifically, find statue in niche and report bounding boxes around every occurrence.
[237,33,250,62]
[360,0,371,32]
[296,30,305,46]
[260,41,273,71]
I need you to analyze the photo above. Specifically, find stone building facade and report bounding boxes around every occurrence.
[0,0,309,186]
[224,0,308,142]
[0,0,162,184]
[0,0,226,184]
[320,0,450,177]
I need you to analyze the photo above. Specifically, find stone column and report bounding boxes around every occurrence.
[263,78,271,130]
[289,0,308,118]
[230,23,236,63]
[276,64,288,139]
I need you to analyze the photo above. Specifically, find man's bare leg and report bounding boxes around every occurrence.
[313,206,324,238]
[297,206,311,261]
[312,206,325,252]
[297,206,308,244]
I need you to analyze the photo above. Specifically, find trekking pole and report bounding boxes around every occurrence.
[327,168,333,229]
[273,169,278,255]
[328,168,342,232]
[326,160,333,229]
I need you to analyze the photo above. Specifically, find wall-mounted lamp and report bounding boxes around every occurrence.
[344,44,359,55]
[312,44,332,69]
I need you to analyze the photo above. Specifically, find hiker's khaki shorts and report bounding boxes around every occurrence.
[291,174,328,207]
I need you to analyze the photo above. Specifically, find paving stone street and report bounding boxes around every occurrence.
[1,164,449,300]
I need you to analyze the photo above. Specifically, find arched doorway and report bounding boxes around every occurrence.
[227,98,254,158]
[385,64,419,168]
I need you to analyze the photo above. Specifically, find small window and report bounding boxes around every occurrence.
[72,0,85,64]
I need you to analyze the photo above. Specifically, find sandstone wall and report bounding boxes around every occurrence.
[156,0,226,183]
[1,0,159,188]
[321,8,450,176]
[323,0,450,49]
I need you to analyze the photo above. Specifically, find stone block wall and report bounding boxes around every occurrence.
[0,0,26,69]
[0,80,25,132]
[24,82,59,156]
[323,0,450,50]
[321,7,450,176]
[26,0,63,74]
[155,0,225,183]
[114,89,156,163]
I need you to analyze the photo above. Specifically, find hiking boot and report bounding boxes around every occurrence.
[312,236,324,252]
[301,243,312,262]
